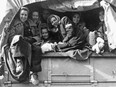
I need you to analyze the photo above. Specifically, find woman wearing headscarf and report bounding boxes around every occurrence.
[47,14,64,42]
[47,14,89,51]
[47,14,74,42]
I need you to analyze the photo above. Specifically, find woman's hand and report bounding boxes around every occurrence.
[3,23,10,36]
[33,42,41,46]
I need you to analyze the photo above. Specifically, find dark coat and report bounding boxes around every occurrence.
[49,29,63,43]
[96,21,109,51]
[58,23,88,52]
[97,21,107,41]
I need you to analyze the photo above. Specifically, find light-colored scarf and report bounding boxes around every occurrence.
[101,0,116,50]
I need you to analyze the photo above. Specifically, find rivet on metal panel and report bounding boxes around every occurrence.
[91,80,98,87]
[44,80,48,87]
[44,80,51,87]
[63,72,68,77]
[4,81,12,87]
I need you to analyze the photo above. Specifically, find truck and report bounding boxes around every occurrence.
[1,0,116,87]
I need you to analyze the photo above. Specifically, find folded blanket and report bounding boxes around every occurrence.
[2,35,31,82]
[65,47,92,60]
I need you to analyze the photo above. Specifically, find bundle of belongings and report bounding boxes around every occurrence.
[2,35,31,82]
[92,0,116,54]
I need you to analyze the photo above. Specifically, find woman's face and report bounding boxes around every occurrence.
[50,17,59,27]
[32,12,39,21]
[20,10,28,22]
[72,14,80,24]
[42,28,49,39]
[99,11,104,22]
[43,10,50,20]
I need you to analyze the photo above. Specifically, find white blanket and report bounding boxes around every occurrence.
[101,0,116,50]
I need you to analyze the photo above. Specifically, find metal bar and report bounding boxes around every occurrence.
[4,80,45,85]
[51,74,90,77]
[51,82,91,85]
[91,56,116,58]
[43,56,116,58]
[48,58,52,83]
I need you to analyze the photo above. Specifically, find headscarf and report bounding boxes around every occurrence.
[47,14,60,27]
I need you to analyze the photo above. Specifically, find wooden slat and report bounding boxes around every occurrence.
[42,52,116,58]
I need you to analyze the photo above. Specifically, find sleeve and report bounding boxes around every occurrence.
[63,30,73,42]
[60,16,73,42]
[0,23,10,49]
[97,26,104,38]
[79,22,86,30]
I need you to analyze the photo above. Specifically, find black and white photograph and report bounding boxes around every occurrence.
[0,0,116,87]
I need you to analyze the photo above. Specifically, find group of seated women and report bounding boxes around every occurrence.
[1,6,110,85]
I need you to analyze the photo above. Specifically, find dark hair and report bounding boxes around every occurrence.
[31,10,40,15]
[41,25,49,40]
[41,24,48,32]
[31,11,40,19]
[41,26,48,31]
[42,9,50,14]
[72,12,84,23]
[20,7,29,14]
[99,10,104,15]
[72,12,81,18]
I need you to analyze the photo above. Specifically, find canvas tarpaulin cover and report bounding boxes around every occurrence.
[1,0,116,34]
[0,0,100,34]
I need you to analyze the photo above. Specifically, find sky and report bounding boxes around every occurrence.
[0,0,7,23]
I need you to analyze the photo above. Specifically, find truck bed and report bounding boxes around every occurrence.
[1,52,116,87]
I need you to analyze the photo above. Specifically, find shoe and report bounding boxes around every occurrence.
[16,59,23,73]
[30,73,39,85]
